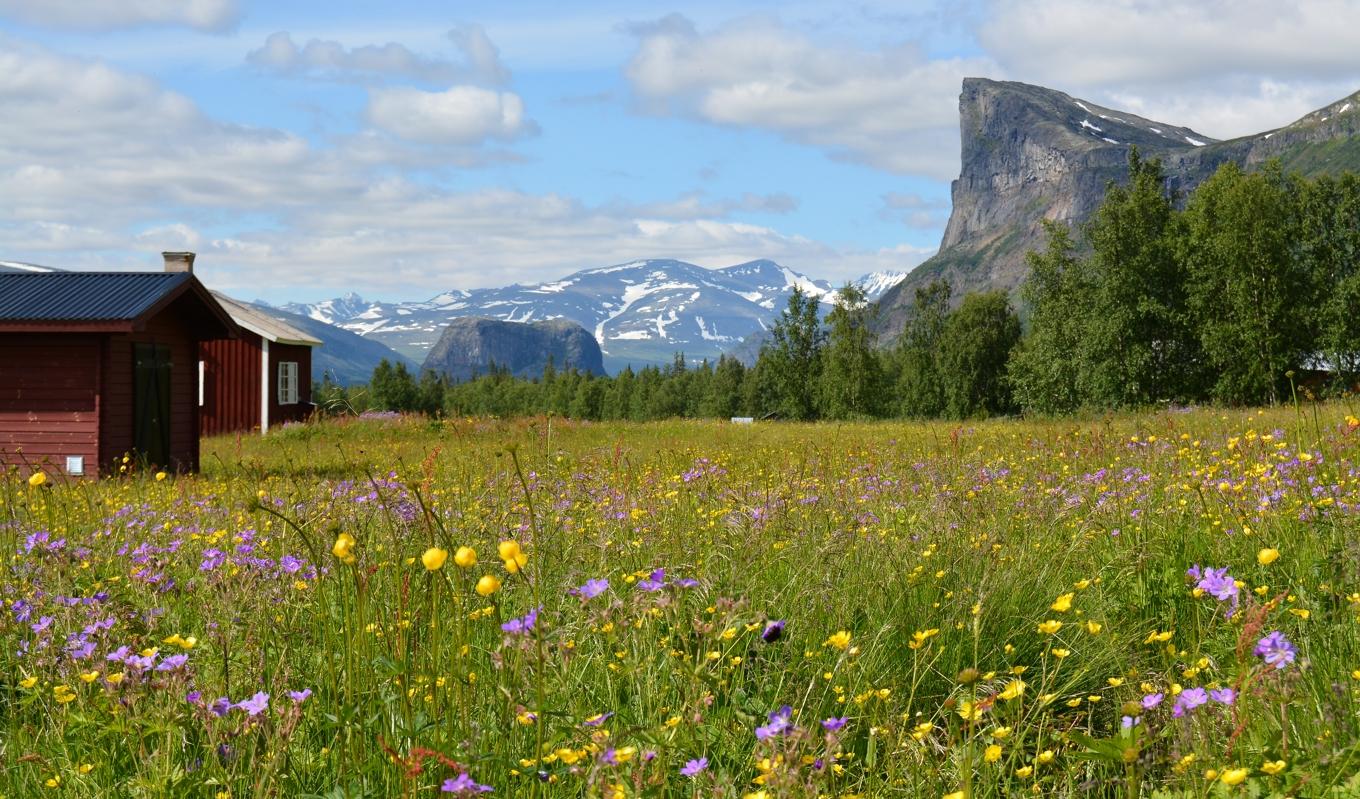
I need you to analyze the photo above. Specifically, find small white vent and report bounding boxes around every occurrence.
[65,456,85,476]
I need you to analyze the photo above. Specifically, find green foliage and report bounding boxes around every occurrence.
[891,280,951,418]
[1009,220,1089,414]
[759,286,825,420]
[819,284,885,419]
[938,291,1022,418]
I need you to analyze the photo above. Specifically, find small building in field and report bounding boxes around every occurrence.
[200,293,322,436]
[0,253,238,477]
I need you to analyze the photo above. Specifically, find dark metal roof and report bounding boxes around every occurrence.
[0,272,195,322]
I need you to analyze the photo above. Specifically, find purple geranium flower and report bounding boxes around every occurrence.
[583,711,613,727]
[821,716,848,732]
[279,555,303,574]
[1171,687,1208,718]
[156,653,189,671]
[571,578,609,600]
[1210,687,1236,705]
[288,688,312,703]
[210,696,233,717]
[234,691,270,717]
[637,569,666,592]
[755,705,794,740]
[442,772,493,794]
[1254,631,1297,670]
[1121,715,1140,729]
[1141,692,1164,710]
[680,757,708,777]
[107,645,131,663]
[500,606,540,635]
[1190,565,1240,617]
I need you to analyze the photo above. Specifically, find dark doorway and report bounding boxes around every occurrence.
[133,343,172,467]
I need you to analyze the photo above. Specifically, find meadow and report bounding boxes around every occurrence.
[3,406,1360,798]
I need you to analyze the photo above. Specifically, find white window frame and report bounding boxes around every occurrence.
[277,361,299,405]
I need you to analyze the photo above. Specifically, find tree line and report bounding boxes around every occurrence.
[322,152,1360,421]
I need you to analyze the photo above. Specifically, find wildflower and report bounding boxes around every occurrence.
[422,547,449,571]
[1261,759,1286,775]
[1258,548,1280,565]
[1121,715,1139,728]
[1210,688,1236,705]
[680,757,708,777]
[20,676,39,689]
[156,654,189,671]
[1190,565,1240,617]
[1037,620,1062,635]
[1172,687,1208,717]
[909,629,939,649]
[1049,648,1070,659]
[28,471,47,487]
[1015,765,1033,778]
[637,568,667,591]
[572,578,609,600]
[1050,592,1074,612]
[105,672,125,685]
[984,744,1002,762]
[52,685,76,703]
[761,620,786,643]
[998,680,1026,701]
[442,772,493,794]
[583,712,613,727]
[498,540,527,573]
[1036,750,1055,765]
[1219,767,1249,786]
[454,546,477,568]
[332,532,356,563]
[1254,631,1297,670]
[288,688,312,704]
[824,630,851,650]
[234,691,270,717]
[155,471,168,481]
[1141,692,1164,709]
[944,792,965,799]
[1085,621,1103,634]
[822,716,849,731]
[755,705,794,740]
[501,606,540,635]
[475,575,501,596]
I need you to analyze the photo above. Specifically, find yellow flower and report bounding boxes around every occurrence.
[1015,765,1033,778]
[1049,648,1070,659]
[332,532,357,563]
[1036,750,1055,765]
[1261,759,1286,775]
[77,763,94,774]
[909,628,939,649]
[1144,630,1173,643]
[475,574,501,596]
[998,680,1026,701]
[53,685,76,703]
[499,540,528,572]
[20,676,38,689]
[1037,619,1063,635]
[943,792,965,799]
[957,700,984,722]
[1085,621,1103,634]
[824,630,852,650]
[106,671,125,685]
[1219,767,1249,786]
[28,471,47,487]
[155,471,168,481]
[421,547,448,571]
[1289,608,1310,619]
[1257,547,1280,565]
[991,726,1012,739]
[79,670,100,683]
[984,744,1003,763]
[1050,593,1074,612]
[454,546,477,568]
[45,776,61,788]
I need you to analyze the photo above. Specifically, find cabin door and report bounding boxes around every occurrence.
[133,343,172,468]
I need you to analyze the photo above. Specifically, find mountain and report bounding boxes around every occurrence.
[244,302,415,386]
[421,318,605,382]
[874,78,1360,343]
[0,260,58,273]
[284,259,841,373]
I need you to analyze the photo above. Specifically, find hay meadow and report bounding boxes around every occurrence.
[4,406,1360,798]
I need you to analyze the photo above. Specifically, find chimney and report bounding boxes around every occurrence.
[162,251,195,273]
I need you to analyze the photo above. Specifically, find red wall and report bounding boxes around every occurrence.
[0,334,101,477]
[199,332,263,436]
[270,342,314,427]
[99,312,202,474]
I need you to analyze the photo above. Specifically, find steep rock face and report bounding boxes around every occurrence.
[874,78,1360,343]
[421,318,605,382]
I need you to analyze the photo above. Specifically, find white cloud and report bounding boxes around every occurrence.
[980,0,1360,137]
[624,14,999,179]
[366,85,533,144]
[247,24,511,85]
[0,0,238,32]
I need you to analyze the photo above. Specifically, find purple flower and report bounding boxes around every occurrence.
[30,616,54,634]
[572,578,609,600]
[441,772,493,794]
[127,653,157,671]
[210,696,232,717]
[500,606,540,635]
[674,578,699,589]
[1141,692,1164,710]
[680,757,708,777]
[761,620,785,643]
[755,705,794,741]
[279,555,303,574]
[583,711,613,727]
[1210,688,1236,705]
[107,645,131,663]
[156,654,189,671]
[1121,715,1140,729]
[637,569,666,592]
[234,691,270,717]
[288,688,312,704]
[1255,631,1297,670]
[1171,687,1208,718]
[186,690,202,704]
[1191,565,1240,617]
[821,716,848,732]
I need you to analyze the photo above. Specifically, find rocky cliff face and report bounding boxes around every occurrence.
[421,318,605,382]
[874,79,1360,343]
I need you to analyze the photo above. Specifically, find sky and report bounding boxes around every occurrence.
[2,0,1358,304]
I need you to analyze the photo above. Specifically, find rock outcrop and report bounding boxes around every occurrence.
[874,79,1360,343]
[421,318,605,382]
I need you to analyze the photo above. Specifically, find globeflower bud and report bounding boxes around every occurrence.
[454,546,477,568]
[421,547,448,571]
[476,575,501,596]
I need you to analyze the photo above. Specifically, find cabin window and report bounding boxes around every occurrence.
[278,361,299,405]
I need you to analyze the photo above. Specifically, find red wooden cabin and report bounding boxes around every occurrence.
[0,253,238,477]
[200,294,321,436]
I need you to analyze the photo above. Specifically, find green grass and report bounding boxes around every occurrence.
[3,406,1360,798]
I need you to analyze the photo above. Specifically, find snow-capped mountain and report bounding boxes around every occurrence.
[853,271,908,301]
[280,259,903,373]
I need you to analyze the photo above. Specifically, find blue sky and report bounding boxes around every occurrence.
[1,0,1357,303]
